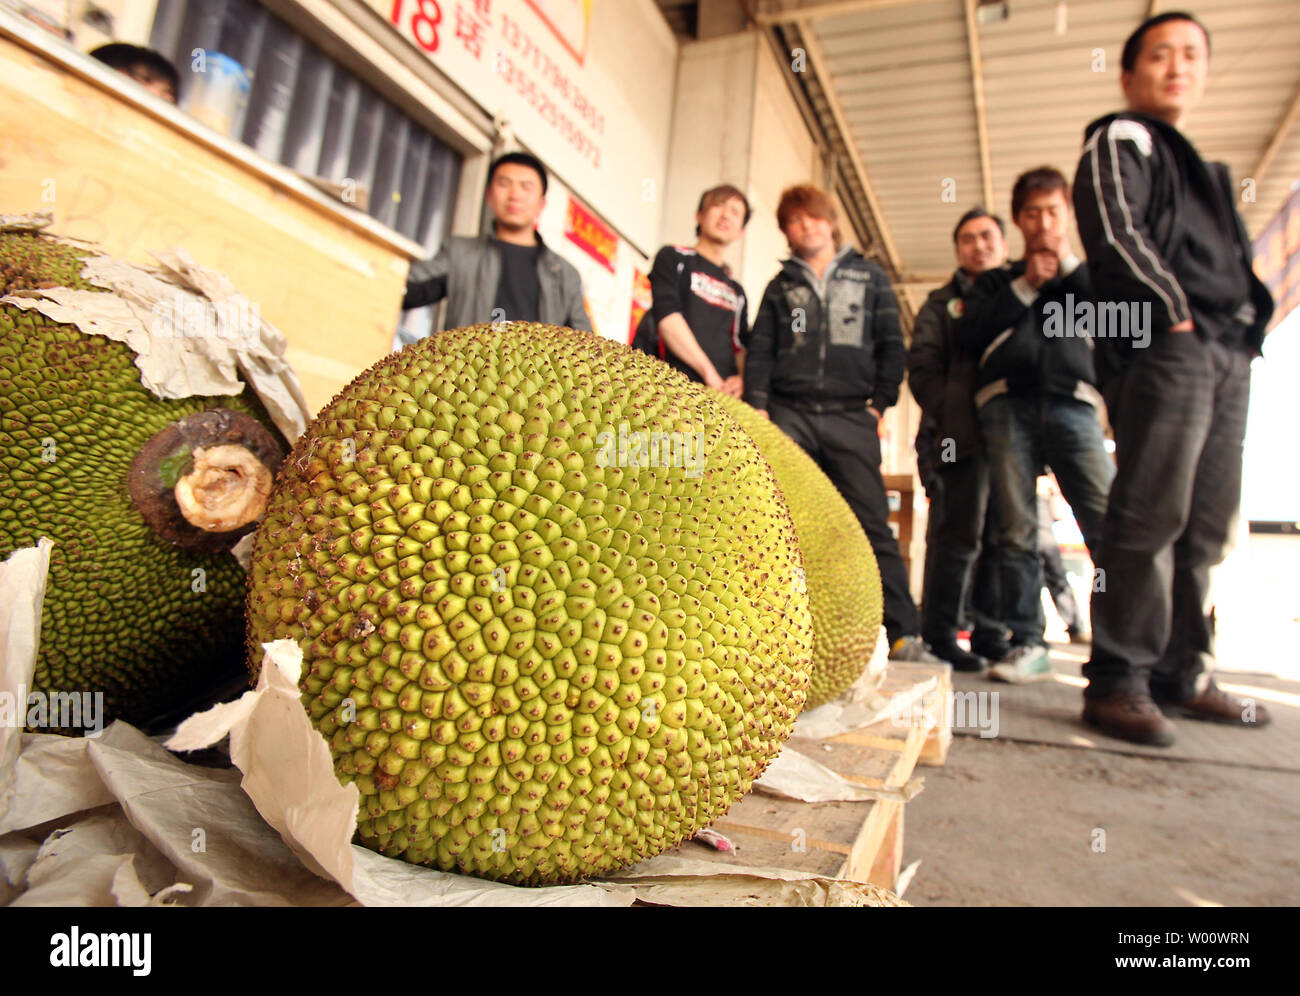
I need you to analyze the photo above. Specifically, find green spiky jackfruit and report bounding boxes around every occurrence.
[245,323,814,885]
[0,230,285,731]
[716,395,883,709]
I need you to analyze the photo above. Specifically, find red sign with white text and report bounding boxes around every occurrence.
[565,197,616,273]
[381,0,604,169]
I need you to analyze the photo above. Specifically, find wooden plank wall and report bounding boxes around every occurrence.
[0,32,415,418]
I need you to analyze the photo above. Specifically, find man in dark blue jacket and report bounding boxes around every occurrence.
[745,185,935,663]
[956,167,1114,683]
[1072,12,1274,745]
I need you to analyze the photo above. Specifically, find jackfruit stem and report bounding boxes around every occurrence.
[174,444,272,532]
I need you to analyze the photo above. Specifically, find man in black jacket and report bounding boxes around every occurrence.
[1072,12,1274,746]
[909,208,1013,672]
[956,167,1114,684]
[745,185,936,663]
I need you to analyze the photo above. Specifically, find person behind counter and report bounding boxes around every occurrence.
[90,43,178,104]
[402,151,592,337]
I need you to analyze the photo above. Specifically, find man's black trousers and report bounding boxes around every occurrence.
[1084,333,1251,701]
[769,399,921,644]
[921,454,1006,650]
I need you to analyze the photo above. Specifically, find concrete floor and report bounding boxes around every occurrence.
[901,533,1300,907]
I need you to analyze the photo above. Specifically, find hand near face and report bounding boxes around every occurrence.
[1024,250,1060,289]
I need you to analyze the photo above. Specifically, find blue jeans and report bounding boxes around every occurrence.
[979,394,1114,647]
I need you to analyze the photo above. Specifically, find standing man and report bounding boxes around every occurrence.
[634,184,751,396]
[745,185,937,663]
[956,168,1114,683]
[401,151,591,340]
[1073,12,1274,745]
[908,208,1013,672]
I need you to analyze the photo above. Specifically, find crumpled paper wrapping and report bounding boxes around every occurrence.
[793,630,925,741]
[0,540,53,825]
[0,210,54,232]
[603,854,906,907]
[753,746,911,804]
[0,220,310,444]
[0,544,901,907]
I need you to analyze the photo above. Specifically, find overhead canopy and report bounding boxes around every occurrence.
[744,0,1300,317]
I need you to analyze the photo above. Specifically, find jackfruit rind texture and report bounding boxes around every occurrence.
[246,323,814,885]
[716,395,883,709]
[0,230,282,729]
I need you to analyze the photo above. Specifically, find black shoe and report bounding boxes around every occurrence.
[928,640,987,673]
[970,637,1011,662]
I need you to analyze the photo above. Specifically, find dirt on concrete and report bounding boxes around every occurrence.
[901,734,1300,906]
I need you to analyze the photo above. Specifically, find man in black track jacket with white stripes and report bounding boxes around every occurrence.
[1072,12,1275,746]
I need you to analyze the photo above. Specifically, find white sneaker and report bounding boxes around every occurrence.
[988,644,1053,684]
[888,636,944,664]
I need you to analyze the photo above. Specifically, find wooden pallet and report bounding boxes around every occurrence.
[665,661,951,895]
[680,721,927,892]
[857,661,954,767]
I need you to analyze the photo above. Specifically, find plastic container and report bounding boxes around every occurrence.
[183,50,251,137]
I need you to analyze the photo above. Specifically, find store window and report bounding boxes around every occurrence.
[149,0,460,254]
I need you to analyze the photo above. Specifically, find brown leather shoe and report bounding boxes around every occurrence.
[1082,691,1177,746]
[1168,684,1271,727]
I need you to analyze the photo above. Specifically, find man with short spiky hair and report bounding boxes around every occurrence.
[401,151,591,342]
[1072,12,1275,745]
[744,184,936,664]
[956,167,1114,684]
[632,184,751,396]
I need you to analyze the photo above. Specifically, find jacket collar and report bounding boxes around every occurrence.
[1082,109,1211,166]
[784,244,858,283]
[482,227,550,253]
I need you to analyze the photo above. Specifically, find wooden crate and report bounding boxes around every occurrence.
[853,661,954,767]
[681,722,926,892]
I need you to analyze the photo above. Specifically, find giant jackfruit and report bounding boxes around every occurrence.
[246,323,813,885]
[717,395,883,708]
[0,230,286,731]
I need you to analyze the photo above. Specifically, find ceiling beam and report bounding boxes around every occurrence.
[795,19,905,276]
[962,0,995,211]
[754,0,935,26]
[1248,74,1300,205]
